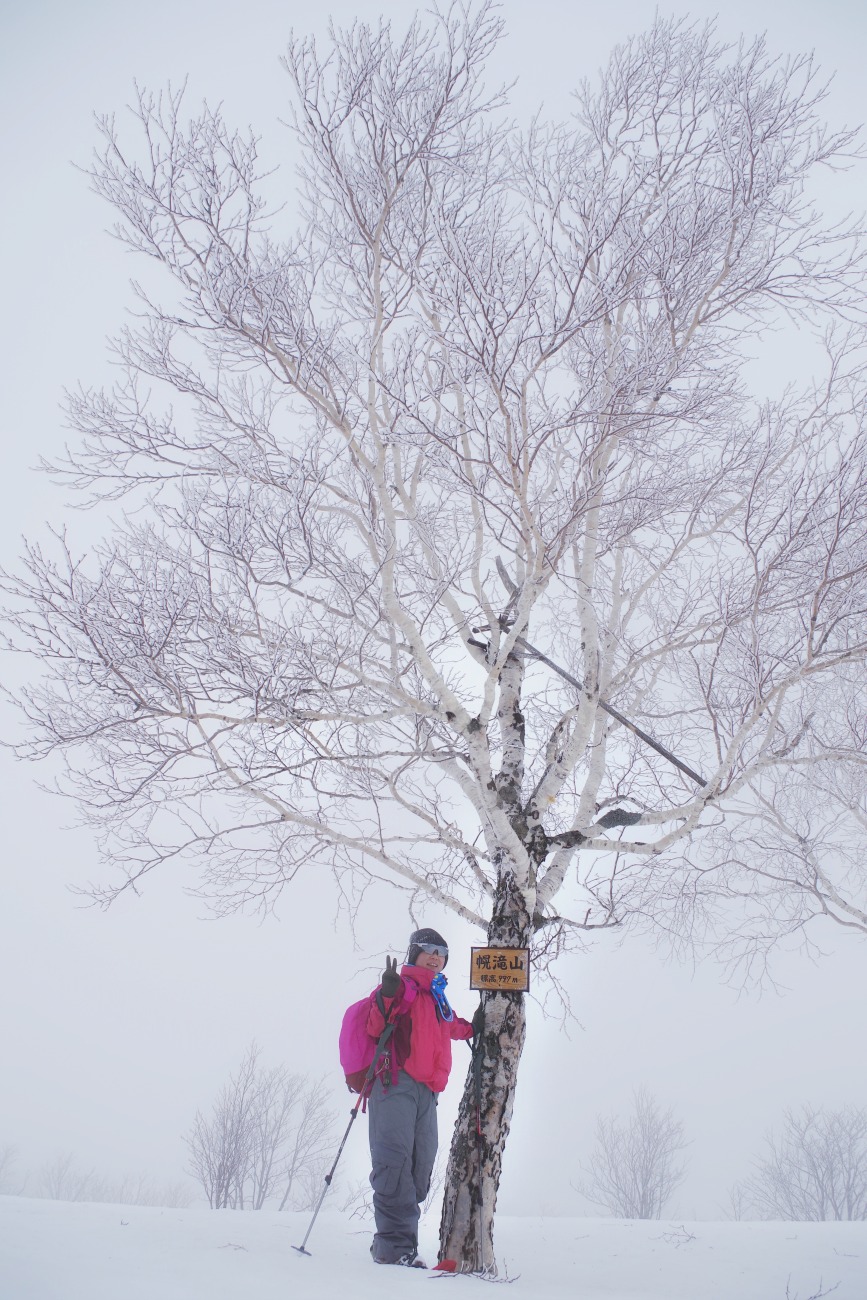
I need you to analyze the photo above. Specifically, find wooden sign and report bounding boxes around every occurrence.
[470,947,530,992]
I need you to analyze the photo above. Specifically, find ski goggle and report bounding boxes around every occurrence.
[415,942,449,958]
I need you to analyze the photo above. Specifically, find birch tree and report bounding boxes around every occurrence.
[5,4,867,1270]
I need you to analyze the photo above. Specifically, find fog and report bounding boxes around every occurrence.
[1,0,866,1222]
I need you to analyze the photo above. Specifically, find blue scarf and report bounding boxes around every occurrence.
[430,972,454,1022]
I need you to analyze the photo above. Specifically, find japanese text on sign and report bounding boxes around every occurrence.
[469,947,530,992]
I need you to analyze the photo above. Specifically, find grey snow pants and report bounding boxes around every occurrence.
[367,1068,438,1264]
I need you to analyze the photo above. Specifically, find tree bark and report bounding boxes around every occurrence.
[439,869,531,1273]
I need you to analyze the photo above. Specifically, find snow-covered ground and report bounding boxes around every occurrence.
[2,1195,865,1300]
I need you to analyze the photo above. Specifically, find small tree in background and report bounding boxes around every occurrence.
[723,1181,748,1221]
[36,1153,194,1207]
[38,1153,100,1203]
[185,1042,333,1210]
[0,1144,24,1195]
[576,1088,689,1219]
[737,1106,867,1221]
[119,1177,195,1209]
[276,1075,336,1211]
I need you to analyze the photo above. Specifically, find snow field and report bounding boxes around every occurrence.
[1,1195,866,1300]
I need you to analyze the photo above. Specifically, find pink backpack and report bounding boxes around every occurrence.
[339,978,418,1094]
[339,992,380,1094]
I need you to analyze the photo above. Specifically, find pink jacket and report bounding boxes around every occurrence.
[366,964,473,1093]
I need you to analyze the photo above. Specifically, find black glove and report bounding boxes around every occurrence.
[381,955,400,1000]
[471,1002,485,1040]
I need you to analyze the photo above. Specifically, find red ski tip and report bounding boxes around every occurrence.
[432,1259,458,1272]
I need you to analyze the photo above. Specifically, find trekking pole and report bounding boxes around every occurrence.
[293,1016,397,1257]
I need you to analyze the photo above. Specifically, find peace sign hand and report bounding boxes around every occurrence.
[381,955,400,999]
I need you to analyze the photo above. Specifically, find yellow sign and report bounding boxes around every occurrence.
[470,947,530,992]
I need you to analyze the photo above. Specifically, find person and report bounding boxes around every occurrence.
[365,926,480,1268]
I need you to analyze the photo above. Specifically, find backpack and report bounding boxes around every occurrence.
[339,992,381,1094]
[339,978,418,1094]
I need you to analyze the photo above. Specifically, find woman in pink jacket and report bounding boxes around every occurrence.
[365,926,478,1268]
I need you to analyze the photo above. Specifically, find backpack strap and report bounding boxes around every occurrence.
[367,976,421,1099]
[362,990,407,1107]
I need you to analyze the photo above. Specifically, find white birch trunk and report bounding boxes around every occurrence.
[439,869,531,1272]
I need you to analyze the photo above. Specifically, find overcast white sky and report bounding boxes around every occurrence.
[2,0,867,1220]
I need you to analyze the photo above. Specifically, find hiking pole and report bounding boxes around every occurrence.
[293,1016,397,1257]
